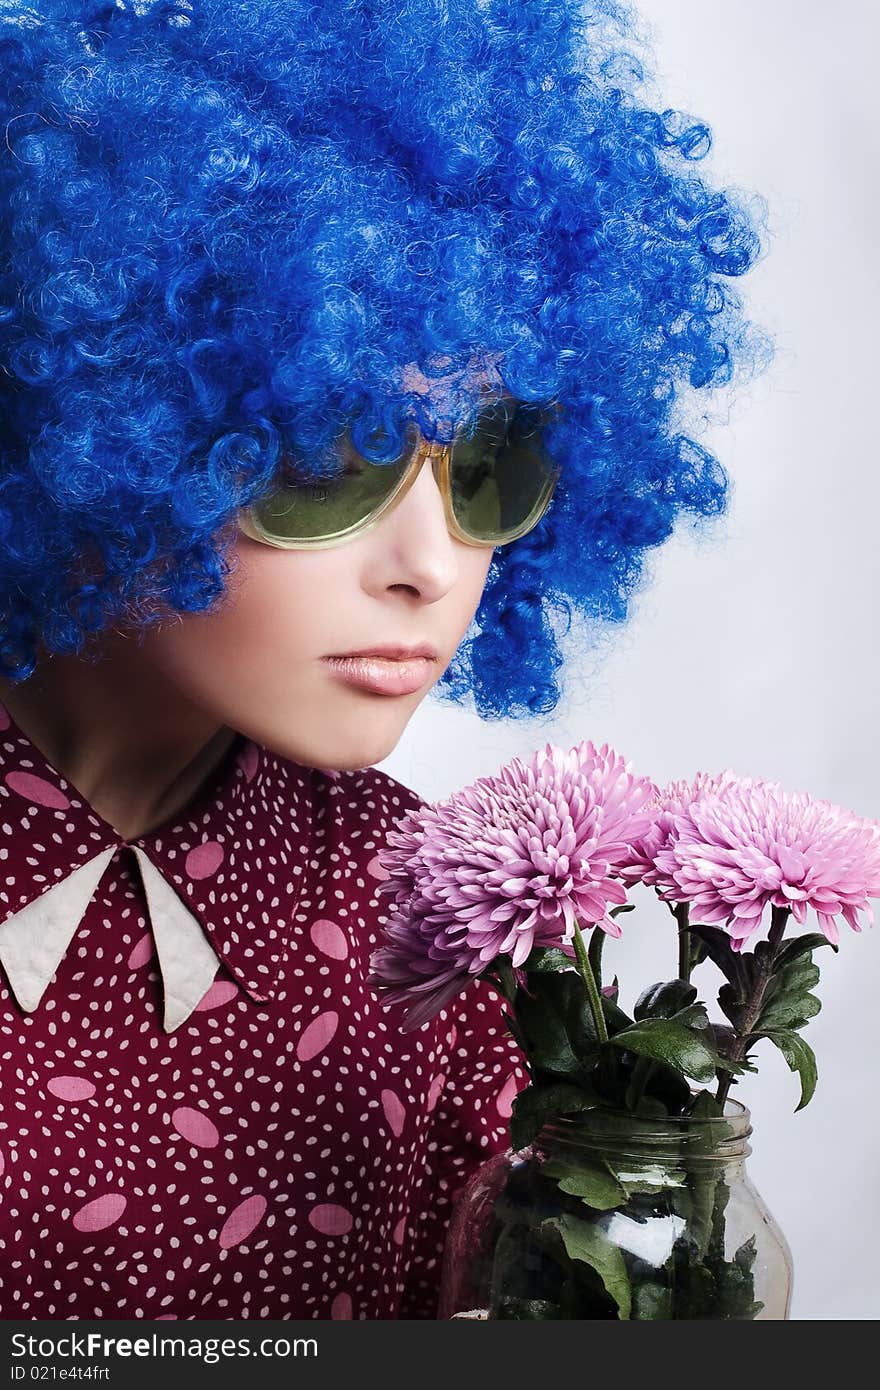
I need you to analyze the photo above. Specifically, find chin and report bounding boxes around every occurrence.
[260,711,408,774]
[315,731,405,774]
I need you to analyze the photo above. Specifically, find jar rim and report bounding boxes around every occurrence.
[537,1097,753,1157]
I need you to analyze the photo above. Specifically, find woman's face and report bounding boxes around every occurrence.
[138,432,495,772]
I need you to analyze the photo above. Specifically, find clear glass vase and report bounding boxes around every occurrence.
[439,1101,793,1320]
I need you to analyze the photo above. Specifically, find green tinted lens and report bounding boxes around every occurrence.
[449,400,558,542]
[246,429,412,543]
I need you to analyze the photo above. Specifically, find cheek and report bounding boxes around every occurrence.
[143,539,337,684]
[221,545,332,652]
[228,535,357,620]
[454,546,495,619]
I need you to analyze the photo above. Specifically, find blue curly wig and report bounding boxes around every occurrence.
[0,0,765,718]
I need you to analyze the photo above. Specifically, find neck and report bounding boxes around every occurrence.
[0,635,238,842]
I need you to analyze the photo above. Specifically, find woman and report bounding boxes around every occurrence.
[0,0,761,1318]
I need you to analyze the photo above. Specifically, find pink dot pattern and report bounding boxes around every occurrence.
[0,700,528,1319]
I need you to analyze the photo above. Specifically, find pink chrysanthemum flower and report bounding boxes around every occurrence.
[368,740,658,1029]
[650,773,880,949]
[619,769,748,889]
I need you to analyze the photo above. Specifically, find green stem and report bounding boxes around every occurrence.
[676,902,692,983]
[490,954,518,1006]
[715,905,790,1108]
[572,921,609,1046]
[627,1054,655,1110]
[587,925,606,992]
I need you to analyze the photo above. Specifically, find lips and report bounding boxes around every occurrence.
[329,643,439,662]
[323,648,437,696]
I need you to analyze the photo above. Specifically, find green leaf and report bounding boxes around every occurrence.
[734,1233,759,1272]
[508,1081,598,1152]
[623,1054,655,1112]
[671,1251,764,1320]
[540,1155,628,1210]
[636,1061,693,1115]
[621,1167,687,1196]
[609,1015,745,1085]
[689,933,710,969]
[712,1258,765,1319]
[633,979,698,1022]
[755,956,822,1033]
[627,1092,669,1119]
[491,953,518,1003]
[587,924,606,990]
[708,1022,739,1060]
[686,1089,725,1119]
[758,931,838,971]
[600,993,635,1037]
[688,924,755,992]
[682,1176,717,1262]
[674,1001,712,1031]
[668,1256,715,1317]
[501,1008,529,1059]
[763,1029,819,1110]
[603,976,620,1004]
[540,1213,632,1319]
[718,979,746,1031]
[631,1281,673,1319]
[512,971,599,1079]
[523,946,578,973]
[494,1297,563,1320]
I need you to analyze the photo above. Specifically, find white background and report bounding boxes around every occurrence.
[381,1,880,1321]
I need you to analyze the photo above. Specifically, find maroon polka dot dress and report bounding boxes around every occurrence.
[0,699,528,1319]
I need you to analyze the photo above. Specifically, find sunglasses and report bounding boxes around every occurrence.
[237,398,562,550]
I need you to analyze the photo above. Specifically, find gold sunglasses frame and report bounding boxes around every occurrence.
[237,411,562,551]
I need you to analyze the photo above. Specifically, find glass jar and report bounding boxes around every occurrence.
[439,1101,793,1320]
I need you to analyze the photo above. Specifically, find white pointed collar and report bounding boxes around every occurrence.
[0,699,316,1031]
[0,846,222,1032]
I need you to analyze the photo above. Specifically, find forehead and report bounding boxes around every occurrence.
[399,353,511,412]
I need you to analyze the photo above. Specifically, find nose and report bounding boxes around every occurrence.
[368,433,461,598]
